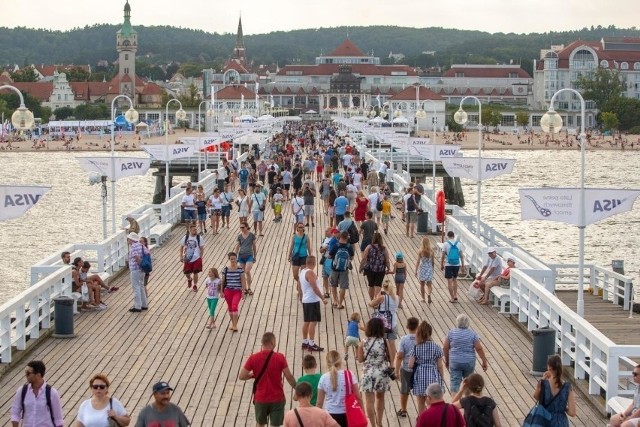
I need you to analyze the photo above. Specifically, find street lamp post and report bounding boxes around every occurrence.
[414,85,427,182]
[164,99,187,201]
[541,88,587,316]
[0,85,36,131]
[110,95,138,234]
[421,99,438,206]
[197,100,211,179]
[454,96,483,238]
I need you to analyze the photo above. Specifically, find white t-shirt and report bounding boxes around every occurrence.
[220,191,234,206]
[217,167,228,180]
[206,277,221,299]
[343,153,353,167]
[251,192,267,212]
[443,240,464,267]
[182,194,196,211]
[300,268,321,304]
[378,163,387,174]
[181,234,203,262]
[352,173,362,187]
[208,195,222,210]
[318,369,358,414]
[291,197,304,215]
[77,397,127,427]
[483,256,502,281]
[368,193,380,212]
[273,193,284,203]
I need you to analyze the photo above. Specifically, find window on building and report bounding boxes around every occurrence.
[508,72,518,78]
[125,54,129,61]
[621,62,629,70]
[600,60,609,68]
[634,62,640,70]
[531,115,541,126]
[455,72,464,78]
[571,49,596,69]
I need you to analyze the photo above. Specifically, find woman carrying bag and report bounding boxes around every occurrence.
[288,224,312,290]
[75,373,130,427]
[317,350,365,427]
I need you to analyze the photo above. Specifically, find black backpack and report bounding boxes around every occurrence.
[347,221,359,244]
[465,398,494,427]
[21,383,55,425]
[406,195,417,212]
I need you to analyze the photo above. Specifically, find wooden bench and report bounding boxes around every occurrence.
[149,213,173,246]
[607,396,632,416]
[490,287,511,314]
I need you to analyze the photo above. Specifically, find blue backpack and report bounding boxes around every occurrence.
[332,245,350,272]
[447,241,460,265]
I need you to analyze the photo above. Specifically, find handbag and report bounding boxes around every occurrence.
[522,380,567,427]
[107,397,122,427]
[80,283,89,302]
[371,295,392,333]
[140,247,152,273]
[343,370,367,427]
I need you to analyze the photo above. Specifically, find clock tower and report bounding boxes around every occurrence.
[116,0,137,101]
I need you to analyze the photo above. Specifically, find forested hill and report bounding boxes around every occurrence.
[2,24,639,75]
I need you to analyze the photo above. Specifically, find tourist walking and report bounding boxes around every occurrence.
[368,280,399,362]
[291,189,305,225]
[529,355,576,427]
[236,188,250,224]
[452,373,502,426]
[443,313,489,393]
[204,268,221,330]
[250,183,267,236]
[359,211,378,252]
[359,232,390,300]
[239,332,297,427]
[234,222,257,294]
[317,350,364,427]
[221,252,247,332]
[356,318,392,427]
[416,237,435,304]
[75,373,131,427]
[343,312,362,361]
[127,232,148,312]
[441,231,464,303]
[181,186,197,225]
[298,256,328,352]
[353,190,369,225]
[414,383,465,427]
[195,192,207,234]
[220,183,234,228]
[284,382,339,427]
[328,188,338,227]
[288,224,312,286]
[390,252,407,308]
[9,360,64,427]
[135,381,190,427]
[207,188,222,234]
[139,236,150,296]
[409,321,445,413]
[328,231,354,310]
[302,180,316,227]
[394,317,419,419]
[180,224,204,293]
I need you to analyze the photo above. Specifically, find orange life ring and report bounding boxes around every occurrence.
[436,190,445,223]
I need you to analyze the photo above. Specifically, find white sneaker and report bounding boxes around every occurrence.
[98,303,108,310]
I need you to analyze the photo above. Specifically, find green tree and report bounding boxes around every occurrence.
[516,111,530,127]
[575,68,625,111]
[446,115,463,132]
[74,103,109,120]
[179,83,202,108]
[40,106,52,123]
[10,67,39,82]
[605,97,640,131]
[178,63,204,78]
[601,112,619,131]
[481,108,502,128]
[53,107,74,120]
[66,67,91,82]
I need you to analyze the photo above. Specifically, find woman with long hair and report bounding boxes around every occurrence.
[353,190,369,225]
[359,232,390,300]
[368,280,400,362]
[532,355,576,426]
[317,350,364,427]
[287,222,312,287]
[409,321,445,413]
[320,172,332,214]
[328,187,338,227]
[416,237,435,304]
[236,188,249,224]
[357,318,391,427]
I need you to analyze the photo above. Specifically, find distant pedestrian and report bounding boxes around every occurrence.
[204,268,221,330]
[391,251,407,308]
[75,373,131,427]
[298,256,328,352]
[180,224,204,293]
[409,321,445,413]
[416,237,435,304]
[135,381,190,427]
[127,232,148,313]
[221,252,247,333]
[441,231,464,303]
[234,222,257,295]
[10,360,64,427]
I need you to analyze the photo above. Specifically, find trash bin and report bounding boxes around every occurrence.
[531,327,555,375]
[417,211,429,235]
[52,296,76,338]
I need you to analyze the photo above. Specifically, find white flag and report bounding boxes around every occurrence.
[77,157,150,181]
[143,144,194,161]
[408,141,461,161]
[441,157,516,181]
[0,185,50,221]
[519,188,640,226]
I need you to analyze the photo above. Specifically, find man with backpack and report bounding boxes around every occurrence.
[441,231,465,303]
[403,186,418,238]
[328,231,354,310]
[10,360,64,427]
[180,224,204,293]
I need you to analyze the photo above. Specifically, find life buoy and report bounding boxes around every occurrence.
[436,190,445,223]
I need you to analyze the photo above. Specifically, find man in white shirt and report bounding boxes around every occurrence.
[367,187,383,225]
[377,161,388,183]
[181,187,196,225]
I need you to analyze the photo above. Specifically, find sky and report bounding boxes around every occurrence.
[1,0,637,35]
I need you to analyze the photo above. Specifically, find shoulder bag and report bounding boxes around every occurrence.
[371,294,393,333]
[293,408,305,427]
[291,235,305,264]
[343,370,367,427]
[522,380,568,427]
[107,397,122,427]
[251,350,274,404]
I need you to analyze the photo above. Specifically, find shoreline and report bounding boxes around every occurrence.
[0,129,638,153]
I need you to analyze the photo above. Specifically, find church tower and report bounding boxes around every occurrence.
[232,15,246,64]
[116,0,137,100]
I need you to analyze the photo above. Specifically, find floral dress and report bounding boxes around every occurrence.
[417,256,434,281]
[360,337,391,393]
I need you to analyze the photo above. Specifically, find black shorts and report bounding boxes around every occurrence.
[302,302,321,322]
[284,184,291,190]
[365,271,385,287]
[445,265,460,279]
[290,256,307,267]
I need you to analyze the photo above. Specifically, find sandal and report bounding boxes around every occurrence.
[336,305,345,309]
[247,289,254,295]
[324,292,330,298]
[397,410,408,417]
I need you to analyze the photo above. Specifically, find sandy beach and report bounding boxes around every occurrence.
[1,128,638,153]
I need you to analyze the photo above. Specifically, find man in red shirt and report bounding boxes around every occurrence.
[239,332,297,427]
[415,383,466,427]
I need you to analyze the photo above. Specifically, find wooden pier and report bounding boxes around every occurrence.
[0,204,610,426]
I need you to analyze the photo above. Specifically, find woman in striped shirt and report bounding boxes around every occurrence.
[221,252,247,333]
[443,313,489,393]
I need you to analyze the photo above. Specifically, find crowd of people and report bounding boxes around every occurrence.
[10,122,597,426]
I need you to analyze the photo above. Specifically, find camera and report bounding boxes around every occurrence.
[383,367,396,381]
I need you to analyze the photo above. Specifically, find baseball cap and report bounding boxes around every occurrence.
[487,247,496,254]
[330,228,339,234]
[152,381,173,393]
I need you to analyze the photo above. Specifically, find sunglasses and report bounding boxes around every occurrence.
[92,384,107,390]
[633,372,640,377]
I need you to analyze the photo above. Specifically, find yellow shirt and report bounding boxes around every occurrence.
[381,200,392,215]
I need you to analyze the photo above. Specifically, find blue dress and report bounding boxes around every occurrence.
[541,379,570,427]
[408,341,443,396]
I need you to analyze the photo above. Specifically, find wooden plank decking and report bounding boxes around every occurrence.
[0,202,608,426]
